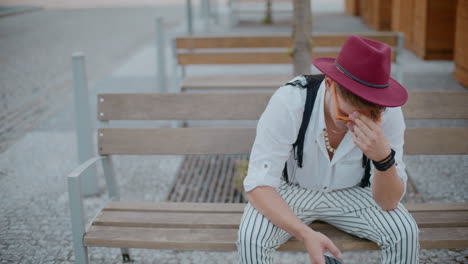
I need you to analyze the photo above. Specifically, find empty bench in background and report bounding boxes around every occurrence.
[173,32,403,92]
[68,90,468,263]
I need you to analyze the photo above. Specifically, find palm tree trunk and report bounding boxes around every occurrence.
[292,0,312,76]
[263,0,273,24]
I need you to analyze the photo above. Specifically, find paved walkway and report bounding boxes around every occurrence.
[0,0,187,9]
[0,1,467,263]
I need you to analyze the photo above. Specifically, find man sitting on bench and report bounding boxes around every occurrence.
[237,35,420,264]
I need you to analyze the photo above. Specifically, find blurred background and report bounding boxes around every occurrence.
[0,0,467,263]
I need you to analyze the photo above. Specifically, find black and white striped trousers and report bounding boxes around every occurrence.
[236,178,420,263]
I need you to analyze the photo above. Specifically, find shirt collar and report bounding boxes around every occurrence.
[314,79,327,141]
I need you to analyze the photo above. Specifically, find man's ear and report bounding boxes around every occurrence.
[324,76,332,89]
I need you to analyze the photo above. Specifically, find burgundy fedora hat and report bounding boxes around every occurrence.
[312,35,408,107]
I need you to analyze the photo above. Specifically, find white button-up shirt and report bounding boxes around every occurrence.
[243,75,408,201]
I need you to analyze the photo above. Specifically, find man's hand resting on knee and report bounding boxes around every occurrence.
[246,186,342,264]
[300,227,343,264]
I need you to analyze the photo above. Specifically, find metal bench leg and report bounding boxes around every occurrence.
[100,153,133,262]
[181,65,186,79]
[68,176,89,264]
[99,129,120,202]
[121,248,132,262]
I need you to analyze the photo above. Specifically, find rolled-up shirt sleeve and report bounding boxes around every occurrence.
[243,82,304,193]
[369,106,408,202]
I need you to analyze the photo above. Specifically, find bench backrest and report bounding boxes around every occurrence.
[97,91,468,156]
[175,32,400,65]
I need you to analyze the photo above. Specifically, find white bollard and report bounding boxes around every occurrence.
[156,17,167,93]
[71,52,99,196]
[211,0,220,25]
[187,0,194,35]
[202,0,210,32]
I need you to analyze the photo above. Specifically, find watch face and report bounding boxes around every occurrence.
[324,255,343,264]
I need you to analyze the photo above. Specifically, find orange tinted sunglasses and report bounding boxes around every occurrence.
[333,84,352,122]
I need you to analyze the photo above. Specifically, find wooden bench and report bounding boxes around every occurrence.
[173,32,403,92]
[67,90,468,263]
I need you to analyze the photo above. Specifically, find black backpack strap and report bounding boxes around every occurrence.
[282,74,324,183]
[293,75,323,168]
[281,74,372,188]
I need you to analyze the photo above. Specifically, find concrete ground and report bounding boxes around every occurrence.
[0,0,467,263]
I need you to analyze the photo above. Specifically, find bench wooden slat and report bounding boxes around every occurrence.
[94,211,242,229]
[97,127,256,155]
[177,50,396,65]
[175,33,398,49]
[404,127,468,155]
[418,227,468,249]
[83,225,380,251]
[396,203,468,211]
[412,211,468,227]
[311,33,398,47]
[98,92,468,121]
[94,211,334,230]
[84,226,238,251]
[97,127,468,155]
[403,91,468,119]
[104,201,468,213]
[93,209,468,229]
[181,75,293,90]
[98,93,271,121]
[84,225,468,250]
[177,36,291,49]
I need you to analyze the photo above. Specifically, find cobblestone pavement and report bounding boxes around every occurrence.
[0,5,184,152]
[1,1,467,263]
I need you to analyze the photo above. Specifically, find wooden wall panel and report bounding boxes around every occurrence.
[345,0,360,16]
[411,0,457,60]
[391,0,416,50]
[454,0,468,88]
[360,0,392,31]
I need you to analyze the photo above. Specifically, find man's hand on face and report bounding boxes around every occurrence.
[347,111,391,162]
